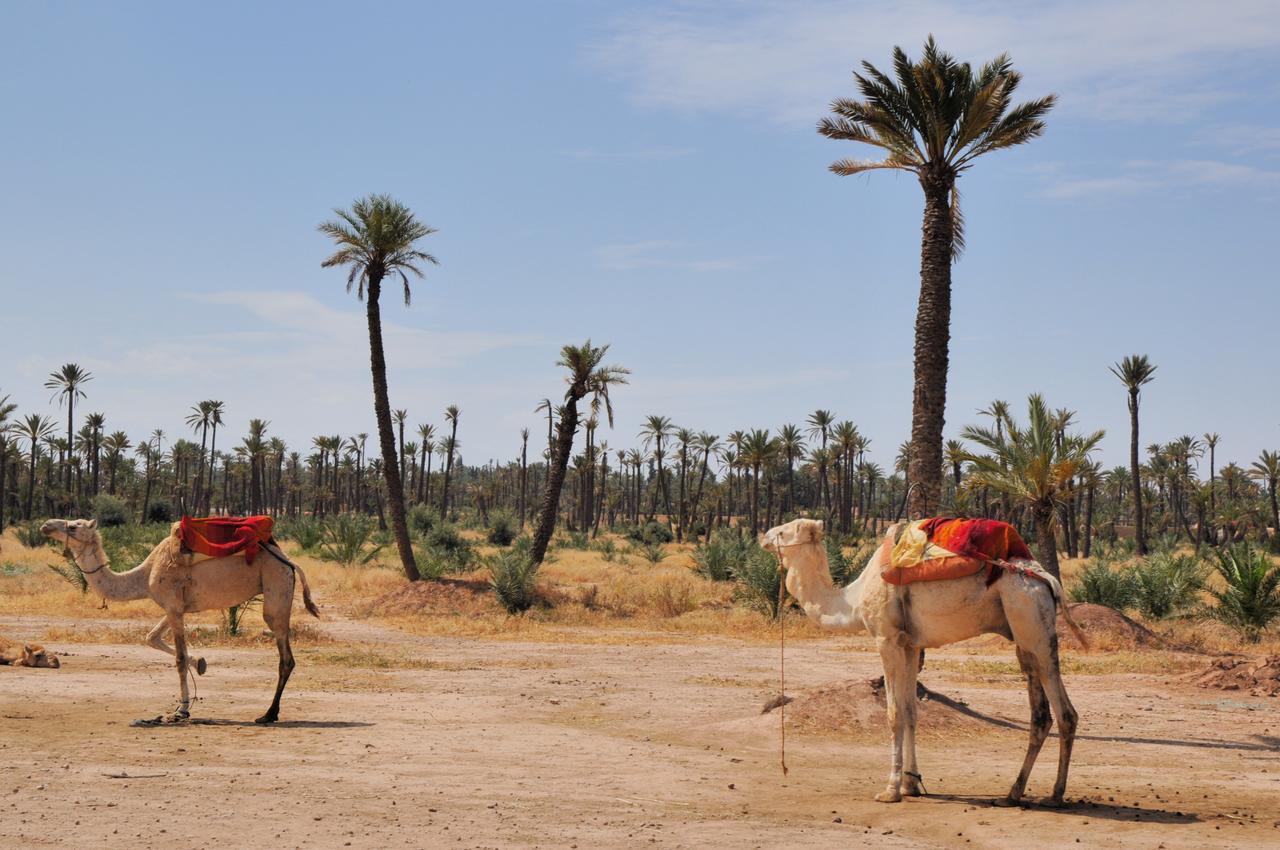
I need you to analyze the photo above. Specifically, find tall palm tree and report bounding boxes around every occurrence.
[415,423,435,503]
[820,38,1055,518]
[534,398,555,459]
[186,401,213,512]
[0,393,16,532]
[639,415,675,525]
[1249,450,1280,541]
[101,431,131,495]
[519,427,530,529]
[530,341,628,564]
[806,410,835,515]
[439,405,460,520]
[17,414,55,520]
[393,408,409,493]
[44,363,92,501]
[960,394,1103,579]
[1203,432,1221,518]
[319,194,438,582]
[739,429,776,534]
[777,424,806,515]
[83,412,105,498]
[1110,355,1157,555]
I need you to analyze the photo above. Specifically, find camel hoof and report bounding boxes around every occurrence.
[1037,796,1066,809]
[874,788,903,803]
[196,657,207,676]
[902,784,924,797]
[992,795,1022,808]
[254,713,278,725]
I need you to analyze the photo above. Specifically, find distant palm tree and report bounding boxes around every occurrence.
[186,401,213,512]
[534,398,555,460]
[203,400,225,515]
[806,410,835,515]
[1110,355,1157,554]
[639,415,675,525]
[777,424,806,514]
[393,408,409,492]
[530,342,628,564]
[820,38,1055,518]
[416,423,435,503]
[319,194,438,582]
[1249,450,1280,540]
[0,393,16,531]
[17,413,55,519]
[739,429,777,534]
[439,405,460,520]
[44,363,92,501]
[960,394,1103,579]
[101,431,131,494]
[1203,432,1221,518]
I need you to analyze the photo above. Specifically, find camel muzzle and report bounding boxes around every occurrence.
[40,521,60,537]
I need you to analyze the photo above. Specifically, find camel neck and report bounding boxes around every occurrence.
[73,536,151,602]
[782,543,862,631]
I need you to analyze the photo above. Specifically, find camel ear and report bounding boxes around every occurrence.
[87,519,98,529]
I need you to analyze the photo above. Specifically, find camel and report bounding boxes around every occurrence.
[763,518,1082,808]
[0,635,61,668]
[41,518,319,724]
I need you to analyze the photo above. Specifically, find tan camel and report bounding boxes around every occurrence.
[0,635,61,668]
[763,518,1082,807]
[42,518,319,723]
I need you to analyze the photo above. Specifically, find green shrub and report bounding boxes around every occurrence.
[16,521,49,549]
[692,531,751,582]
[407,503,434,536]
[634,521,674,545]
[489,540,541,614]
[1209,543,1280,642]
[1068,558,1137,609]
[559,531,590,550]
[593,538,619,562]
[277,516,323,550]
[1,562,30,577]
[317,514,385,567]
[424,523,474,571]
[92,494,130,528]
[223,596,261,636]
[734,545,783,619]
[486,511,517,546]
[98,523,167,570]
[1130,551,1206,620]
[635,541,666,564]
[146,499,174,524]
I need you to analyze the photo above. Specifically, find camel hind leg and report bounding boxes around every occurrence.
[996,647,1052,806]
[875,637,920,803]
[255,566,297,724]
[1037,635,1078,807]
[145,618,206,676]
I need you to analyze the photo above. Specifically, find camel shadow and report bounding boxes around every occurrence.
[923,793,1201,824]
[186,718,374,729]
[919,686,1279,754]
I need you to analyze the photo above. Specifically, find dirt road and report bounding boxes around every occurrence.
[2,615,1277,849]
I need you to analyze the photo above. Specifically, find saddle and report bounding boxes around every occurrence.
[178,515,275,565]
[880,517,1033,586]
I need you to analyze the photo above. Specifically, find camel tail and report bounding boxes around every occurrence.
[1043,572,1089,651]
[295,564,321,619]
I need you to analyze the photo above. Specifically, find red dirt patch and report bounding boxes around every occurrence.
[1187,655,1280,697]
[364,578,499,617]
[1057,603,1166,651]
[764,677,1013,739]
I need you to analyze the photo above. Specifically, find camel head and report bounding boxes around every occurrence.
[40,518,98,549]
[21,643,60,669]
[761,518,824,559]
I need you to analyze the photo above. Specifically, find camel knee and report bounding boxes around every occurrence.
[1057,706,1078,739]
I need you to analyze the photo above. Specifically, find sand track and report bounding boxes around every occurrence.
[2,614,1277,849]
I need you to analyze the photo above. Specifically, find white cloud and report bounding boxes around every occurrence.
[1044,158,1280,199]
[590,0,1280,125]
[595,240,755,272]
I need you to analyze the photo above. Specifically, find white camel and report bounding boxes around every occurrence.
[763,517,1082,807]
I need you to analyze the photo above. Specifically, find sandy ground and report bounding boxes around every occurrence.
[2,614,1278,849]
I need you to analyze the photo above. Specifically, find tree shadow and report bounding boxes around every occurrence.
[923,793,1201,824]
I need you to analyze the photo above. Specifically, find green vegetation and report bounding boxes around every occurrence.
[488,540,540,614]
[317,514,385,567]
[1209,544,1280,642]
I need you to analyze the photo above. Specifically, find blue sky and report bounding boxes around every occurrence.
[2,1,1278,472]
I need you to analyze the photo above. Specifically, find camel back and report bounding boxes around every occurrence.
[881,517,1033,586]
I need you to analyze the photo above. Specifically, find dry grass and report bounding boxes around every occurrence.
[923,650,1206,678]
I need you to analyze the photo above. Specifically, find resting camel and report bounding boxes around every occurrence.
[41,518,319,724]
[0,635,61,668]
[763,518,1082,807]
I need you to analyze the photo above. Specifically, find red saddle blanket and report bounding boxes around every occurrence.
[179,515,274,565]
[881,517,1033,585]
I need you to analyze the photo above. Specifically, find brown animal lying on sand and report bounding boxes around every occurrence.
[0,636,61,668]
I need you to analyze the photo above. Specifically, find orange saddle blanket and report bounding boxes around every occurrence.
[179,515,274,565]
[881,517,1033,586]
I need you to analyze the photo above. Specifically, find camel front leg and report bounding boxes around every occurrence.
[875,638,916,803]
[900,645,924,797]
[145,618,207,675]
[168,614,192,722]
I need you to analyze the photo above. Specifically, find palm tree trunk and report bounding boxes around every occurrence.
[1128,389,1147,555]
[365,274,420,582]
[1083,483,1095,558]
[906,176,954,519]
[1033,502,1061,580]
[531,392,582,564]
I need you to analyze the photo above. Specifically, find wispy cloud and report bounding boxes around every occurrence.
[595,240,755,272]
[1196,123,1280,155]
[590,0,1280,126]
[567,145,695,161]
[1044,159,1280,199]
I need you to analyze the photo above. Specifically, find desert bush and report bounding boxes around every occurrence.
[648,574,697,618]
[1,562,30,577]
[593,538,619,562]
[16,521,49,549]
[735,545,783,619]
[92,494,130,528]
[1209,543,1280,642]
[692,530,751,582]
[558,531,590,550]
[626,521,673,546]
[145,499,174,524]
[423,523,474,571]
[407,503,434,536]
[486,511,517,546]
[1068,558,1137,609]
[277,516,323,550]
[635,541,666,564]
[489,540,540,614]
[317,514,385,567]
[1130,551,1207,620]
[223,596,261,636]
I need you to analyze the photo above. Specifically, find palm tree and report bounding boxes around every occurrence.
[186,401,213,512]
[519,427,530,529]
[101,431,132,495]
[777,424,806,514]
[639,415,675,526]
[806,410,835,515]
[393,408,409,493]
[17,414,55,520]
[530,341,628,564]
[960,394,1103,579]
[739,429,777,534]
[83,411,105,498]
[416,423,435,503]
[0,393,16,532]
[820,38,1055,518]
[534,398,554,459]
[44,363,92,501]
[1110,355,1157,554]
[319,194,438,582]
[1203,432,1221,518]
[439,405,460,520]
[203,401,225,515]
[1249,450,1280,541]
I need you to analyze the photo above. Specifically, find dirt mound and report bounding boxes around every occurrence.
[1057,603,1166,651]
[1187,656,1280,697]
[365,578,499,617]
[763,677,1012,739]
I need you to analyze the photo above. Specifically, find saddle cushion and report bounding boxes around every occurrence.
[178,515,274,565]
[881,517,1032,586]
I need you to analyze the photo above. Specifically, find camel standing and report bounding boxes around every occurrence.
[42,518,318,723]
[1,635,61,668]
[763,518,1081,807]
